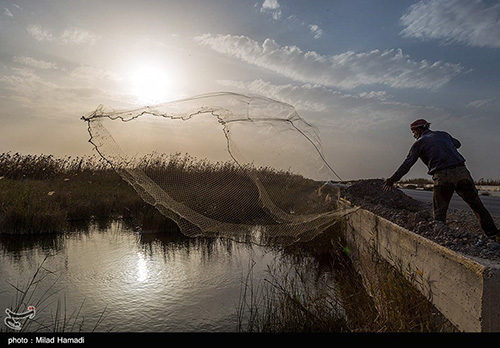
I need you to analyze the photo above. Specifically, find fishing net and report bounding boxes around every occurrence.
[82,92,355,245]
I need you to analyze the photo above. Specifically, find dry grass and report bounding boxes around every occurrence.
[0,152,329,234]
[0,153,166,233]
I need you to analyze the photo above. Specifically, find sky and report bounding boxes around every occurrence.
[1,0,499,181]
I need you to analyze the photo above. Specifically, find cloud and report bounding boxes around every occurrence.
[13,56,57,70]
[3,4,21,17]
[3,8,13,17]
[27,25,54,42]
[0,67,60,108]
[260,0,281,20]
[468,97,500,111]
[215,78,454,135]
[195,34,463,90]
[218,79,334,112]
[70,65,122,82]
[0,65,123,113]
[215,80,424,179]
[26,25,100,45]
[400,0,500,48]
[61,27,100,45]
[309,24,323,39]
[358,91,390,101]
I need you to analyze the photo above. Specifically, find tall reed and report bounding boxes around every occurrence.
[0,152,328,234]
[0,152,160,234]
[237,225,453,332]
[1,255,109,332]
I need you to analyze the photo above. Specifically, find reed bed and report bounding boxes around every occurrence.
[0,152,164,234]
[0,152,328,234]
[1,153,448,332]
[0,152,112,180]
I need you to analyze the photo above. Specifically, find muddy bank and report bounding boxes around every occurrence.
[340,179,500,262]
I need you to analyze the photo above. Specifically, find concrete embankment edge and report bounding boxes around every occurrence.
[339,199,500,332]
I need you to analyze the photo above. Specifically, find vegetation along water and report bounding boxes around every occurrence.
[0,152,450,332]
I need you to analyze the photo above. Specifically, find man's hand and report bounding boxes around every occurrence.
[383,178,395,191]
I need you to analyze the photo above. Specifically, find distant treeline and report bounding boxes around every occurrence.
[475,178,500,186]
[400,177,500,186]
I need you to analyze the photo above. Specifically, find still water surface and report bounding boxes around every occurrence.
[0,221,288,332]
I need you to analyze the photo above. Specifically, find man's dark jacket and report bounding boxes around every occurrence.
[390,129,466,182]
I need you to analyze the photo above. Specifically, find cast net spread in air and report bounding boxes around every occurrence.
[82,92,355,245]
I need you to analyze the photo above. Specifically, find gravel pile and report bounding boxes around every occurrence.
[340,179,500,262]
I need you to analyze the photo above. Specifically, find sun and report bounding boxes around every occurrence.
[129,65,172,105]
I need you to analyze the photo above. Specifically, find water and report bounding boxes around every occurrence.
[0,221,287,332]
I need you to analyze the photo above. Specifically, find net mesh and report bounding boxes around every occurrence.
[82,92,355,245]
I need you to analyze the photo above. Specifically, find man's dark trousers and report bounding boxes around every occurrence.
[432,165,498,236]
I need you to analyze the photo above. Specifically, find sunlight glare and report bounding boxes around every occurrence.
[136,252,149,282]
[130,65,172,105]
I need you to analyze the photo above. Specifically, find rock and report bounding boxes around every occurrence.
[487,242,500,251]
[340,179,500,262]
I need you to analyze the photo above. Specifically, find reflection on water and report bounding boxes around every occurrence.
[136,252,148,282]
[0,221,287,332]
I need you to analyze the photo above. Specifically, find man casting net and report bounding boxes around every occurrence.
[82,92,354,245]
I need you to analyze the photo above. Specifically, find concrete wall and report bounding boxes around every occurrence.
[340,199,500,332]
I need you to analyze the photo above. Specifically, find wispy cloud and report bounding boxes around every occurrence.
[13,56,57,70]
[308,24,323,39]
[259,2,324,39]
[1,67,61,107]
[218,79,333,113]
[195,34,463,90]
[216,79,450,132]
[3,8,13,17]
[0,65,122,113]
[27,25,54,42]
[26,24,100,45]
[260,0,281,20]
[468,97,500,111]
[70,65,122,82]
[400,0,500,48]
[61,27,100,45]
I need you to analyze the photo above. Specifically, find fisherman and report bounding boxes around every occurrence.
[383,119,499,238]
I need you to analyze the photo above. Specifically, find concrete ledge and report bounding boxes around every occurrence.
[340,199,500,332]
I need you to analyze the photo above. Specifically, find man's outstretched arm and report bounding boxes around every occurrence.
[384,145,420,190]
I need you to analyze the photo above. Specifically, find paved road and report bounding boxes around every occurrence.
[401,189,500,218]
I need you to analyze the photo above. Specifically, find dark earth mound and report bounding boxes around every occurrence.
[340,179,500,262]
